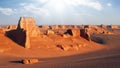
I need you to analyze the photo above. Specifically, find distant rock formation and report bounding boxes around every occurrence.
[7,25,17,30]
[51,25,58,30]
[80,28,91,41]
[64,29,91,41]
[108,25,119,29]
[47,29,55,35]
[65,29,80,37]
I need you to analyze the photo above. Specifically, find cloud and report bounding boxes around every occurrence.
[0,7,16,15]
[37,0,103,11]
[20,3,49,16]
[107,3,112,7]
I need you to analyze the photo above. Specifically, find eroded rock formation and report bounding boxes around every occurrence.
[65,29,80,37]
[17,17,41,37]
[80,28,91,41]
[6,17,41,48]
[22,59,39,64]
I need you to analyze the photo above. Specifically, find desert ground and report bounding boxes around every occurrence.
[0,17,120,68]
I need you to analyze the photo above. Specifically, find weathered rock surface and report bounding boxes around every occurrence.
[22,59,39,64]
[80,28,91,41]
[6,17,41,48]
[17,17,41,37]
[65,29,80,37]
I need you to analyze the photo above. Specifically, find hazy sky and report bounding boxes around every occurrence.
[0,0,120,25]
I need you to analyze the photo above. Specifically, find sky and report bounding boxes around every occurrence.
[0,0,120,25]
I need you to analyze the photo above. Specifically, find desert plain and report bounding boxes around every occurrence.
[0,17,120,68]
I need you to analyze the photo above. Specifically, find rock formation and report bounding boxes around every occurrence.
[41,25,49,30]
[108,25,119,29]
[17,17,41,37]
[65,29,80,37]
[51,25,58,30]
[22,59,39,64]
[6,17,41,48]
[80,28,91,41]
[47,29,55,35]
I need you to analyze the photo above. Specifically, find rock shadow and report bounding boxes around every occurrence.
[10,60,23,64]
[5,29,26,47]
[91,35,105,44]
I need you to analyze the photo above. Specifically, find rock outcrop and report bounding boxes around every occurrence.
[80,28,91,41]
[22,59,39,64]
[6,17,41,48]
[17,17,41,37]
[47,29,55,35]
[51,25,58,30]
[65,29,80,37]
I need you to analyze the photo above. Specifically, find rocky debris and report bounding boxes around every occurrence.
[80,28,91,41]
[22,59,39,64]
[57,45,71,51]
[65,29,80,37]
[56,44,80,51]
[47,29,55,35]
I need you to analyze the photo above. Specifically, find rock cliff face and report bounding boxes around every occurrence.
[6,17,41,48]
[17,17,41,37]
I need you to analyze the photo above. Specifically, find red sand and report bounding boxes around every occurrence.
[0,29,120,68]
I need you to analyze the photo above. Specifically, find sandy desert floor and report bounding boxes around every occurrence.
[0,29,120,68]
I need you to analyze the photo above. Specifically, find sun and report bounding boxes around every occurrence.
[40,0,67,13]
[46,0,67,13]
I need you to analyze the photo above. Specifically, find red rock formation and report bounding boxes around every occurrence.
[17,17,41,37]
[65,29,80,37]
[7,25,17,30]
[41,25,49,30]
[51,25,58,30]
[6,17,41,48]
[80,28,91,41]
[108,25,119,29]
[47,29,55,35]
[22,59,39,64]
